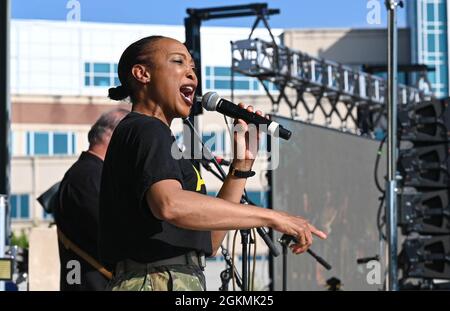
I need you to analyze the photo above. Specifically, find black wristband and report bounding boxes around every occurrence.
[229,165,256,178]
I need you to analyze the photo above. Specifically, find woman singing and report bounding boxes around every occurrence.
[99,35,327,291]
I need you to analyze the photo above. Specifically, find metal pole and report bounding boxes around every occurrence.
[184,16,203,169]
[385,0,402,291]
[0,196,6,291]
[0,0,11,292]
[282,244,287,291]
[241,231,248,291]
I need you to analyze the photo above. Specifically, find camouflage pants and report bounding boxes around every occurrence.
[107,264,206,291]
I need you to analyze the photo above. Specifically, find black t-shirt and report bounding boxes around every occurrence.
[99,112,212,266]
[55,151,108,291]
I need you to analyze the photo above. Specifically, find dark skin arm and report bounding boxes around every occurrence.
[145,104,327,256]
[146,179,326,256]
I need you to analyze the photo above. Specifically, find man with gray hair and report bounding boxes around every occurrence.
[54,108,128,291]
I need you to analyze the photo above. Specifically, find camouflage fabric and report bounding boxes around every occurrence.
[107,265,206,291]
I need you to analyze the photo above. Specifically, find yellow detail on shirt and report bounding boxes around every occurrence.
[192,165,205,192]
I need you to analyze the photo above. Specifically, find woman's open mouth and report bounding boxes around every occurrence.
[180,85,195,106]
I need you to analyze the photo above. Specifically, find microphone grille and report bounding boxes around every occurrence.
[202,92,220,111]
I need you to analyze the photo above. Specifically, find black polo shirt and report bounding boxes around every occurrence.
[99,112,212,267]
[55,151,108,291]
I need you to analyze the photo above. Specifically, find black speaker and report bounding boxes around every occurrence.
[398,190,450,234]
[400,235,450,280]
[398,144,450,188]
[399,98,450,143]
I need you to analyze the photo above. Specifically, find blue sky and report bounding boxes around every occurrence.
[12,0,407,29]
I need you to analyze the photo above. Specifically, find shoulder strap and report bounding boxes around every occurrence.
[57,228,112,280]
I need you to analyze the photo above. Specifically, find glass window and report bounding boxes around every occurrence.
[427,35,436,52]
[20,194,29,218]
[426,3,435,21]
[428,71,436,84]
[26,132,30,155]
[202,132,217,152]
[94,76,110,86]
[42,209,54,220]
[215,79,252,90]
[259,134,267,151]
[53,133,68,155]
[10,194,30,220]
[204,66,278,92]
[27,131,75,156]
[440,64,448,83]
[374,72,388,80]
[233,80,250,90]
[214,80,231,90]
[93,63,110,73]
[207,191,217,197]
[263,81,278,91]
[175,132,184,147]
[34,132,49,155]
[438,2,446,21]
[10,195,17,218]
[398,72,406,84]
[84,62,120,88]
[439,34,448,52]
[72,133,76,154]
[215,67,231,76]
[202,131,223,153]
[246,191,268,208]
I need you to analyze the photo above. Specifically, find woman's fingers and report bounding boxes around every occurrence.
[234,104,267,126]
[305,229,313,247]
[290,244,308,254]
[308,224,328,240]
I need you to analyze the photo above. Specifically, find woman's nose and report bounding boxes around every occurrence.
[186,68,197,82]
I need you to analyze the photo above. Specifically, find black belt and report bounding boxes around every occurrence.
[115,251,206,275]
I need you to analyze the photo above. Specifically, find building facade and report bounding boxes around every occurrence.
[408,0,449,97]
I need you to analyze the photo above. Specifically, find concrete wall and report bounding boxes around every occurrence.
[282,28,411,67]
[28,227,59,291]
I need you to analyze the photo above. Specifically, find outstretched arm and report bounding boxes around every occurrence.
[146,179,327,256]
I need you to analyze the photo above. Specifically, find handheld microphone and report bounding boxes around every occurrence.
[202,92,292,140]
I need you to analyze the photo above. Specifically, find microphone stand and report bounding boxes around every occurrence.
[183,118,280,291]
[281,238,288,291]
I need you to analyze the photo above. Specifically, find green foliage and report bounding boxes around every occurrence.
[11,230,29,249]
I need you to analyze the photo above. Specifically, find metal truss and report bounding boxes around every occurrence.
[231,38,432,133]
